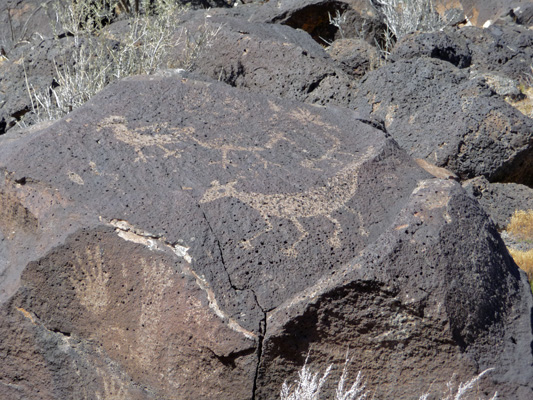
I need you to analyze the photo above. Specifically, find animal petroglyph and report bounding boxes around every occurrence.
[97,116,294,168]
[97,116,190,163]
[201,147,376,256]
[288,107,352,169]
[188,130,295,169]
[69,246,110,315]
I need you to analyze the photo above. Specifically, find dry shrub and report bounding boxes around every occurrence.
[508,248,533,292]
[506,209,533,242]
[26,0,219,122]
[280,355,497,400]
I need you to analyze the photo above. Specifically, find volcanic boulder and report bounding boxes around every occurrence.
[0,74,531,399]
[176,12,356,106]
[352,57,533,185]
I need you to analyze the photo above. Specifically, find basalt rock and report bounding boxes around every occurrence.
[390,30,472,68]
[463,176,533,229]
[459,0,532,26]
[327,38,380,78]
[0,36,110,135]
[0,0,57,53]
[177,12,356,106]
[352,58,533,185]
[249,0,350,43]
[0,74,531,399]
[456,23,533,81]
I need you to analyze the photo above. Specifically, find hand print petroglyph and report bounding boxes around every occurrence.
[135,258,174,365]
[69,246,110,315]
[97,116,191,163]
[95,371,129,400]
[201,147,375,256]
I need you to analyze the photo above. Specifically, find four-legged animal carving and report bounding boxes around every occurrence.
[200,147,375,256]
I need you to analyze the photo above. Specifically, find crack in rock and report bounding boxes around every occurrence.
[107,217,257,341]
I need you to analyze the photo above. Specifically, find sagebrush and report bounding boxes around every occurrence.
[371,0,449,58]
[372,0,448,40]
[281,356,497,400]
[26,0,219,122]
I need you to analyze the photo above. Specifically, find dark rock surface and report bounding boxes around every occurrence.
[0,37,81,134]
[178,12,356,106]
[459,0,532,26]
[327,38,380,78]
[352,58,533,185]
[390,30,472,68]
[463,176,533,229]
[328,6,386,44]
[0,73,532,399]
[513,3,533,26]
[455,24,533,81]
[0,0,56,53]
[257,179,533,400]
[249,0,350,43]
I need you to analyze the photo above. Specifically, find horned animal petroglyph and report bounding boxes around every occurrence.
[187,130,295,169]
[200,147,375,256]
[97,116,294,168]
[97,116,190,163]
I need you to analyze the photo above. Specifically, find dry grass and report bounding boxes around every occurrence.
[508,248,533,292]
[506,210,533,242]
[281,355,497,400]
[25,0,219,122]
[372,0,448,40]
[507,83,533,118]
[505,210,533,292]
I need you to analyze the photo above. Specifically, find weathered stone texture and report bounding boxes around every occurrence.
[0,75,531,399]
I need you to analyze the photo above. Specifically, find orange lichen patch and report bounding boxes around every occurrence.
[16,307,36,324]
[9,4,33,19]
[434,0,462,17]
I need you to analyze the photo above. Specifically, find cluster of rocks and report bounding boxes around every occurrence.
[1,0,532,399]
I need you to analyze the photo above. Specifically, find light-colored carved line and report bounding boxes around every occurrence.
[69,246,110,316]
[109,218,257,340]
[200,147,375,255]
[97,115,296,169]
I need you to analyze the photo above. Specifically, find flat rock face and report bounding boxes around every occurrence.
[0,74,532,399]
[178,12,356,107]
[390,30,472,68]
[463,176,533,228]
[257,179,533,400]
[0,74,428,398]
[353,58,533,185]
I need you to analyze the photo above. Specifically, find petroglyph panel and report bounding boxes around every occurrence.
[135,258,174,366]
[69,246,110,316]
[0,189,38,239]
[201,147,376,256]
